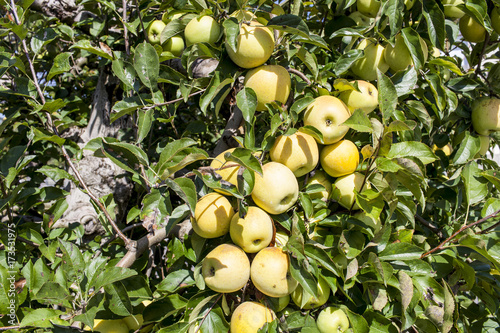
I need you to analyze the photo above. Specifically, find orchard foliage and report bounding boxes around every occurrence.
[1,0,500,332]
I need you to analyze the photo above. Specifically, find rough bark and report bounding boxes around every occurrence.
[31,0,95,24]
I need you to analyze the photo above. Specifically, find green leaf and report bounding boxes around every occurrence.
[422,0,445,48]
[222,17,239,53]
[164,177,197,216]
[47,52,72,80]
[160,19,186,45]
[134,42,159,91]
[406,100,433,131]
[156,270,195,293]
[481,169,500,190]
[141,188,172,227]
[267,14,310,38]
[377,70,398,123]
[224,148,263,177]
[345,308,369,333]
[387,141,437,165]
[452,132,480,165]
[399,271,413,313]
[442,280,455,333]
[385,0,404,37]
[428,58,464,76]
[289,256,318,301]
[378,242,424,261]
[111,96,145,122]
[90,266,138,291]
[31,28,59,54]
[401,27,426,70]
[304,244,340,277]
[32,281,71,307]
[461,161,489,206]
[156,138,198,174]
[104,282,133,316]
[20,308,64,328]
[137,109,154,144]
[70,40,113,60]
[36,165,76,183]
[112,59,137,90]
[58,239,85,280]
[236,87,258,123]
[296,47,318,80]
[199,72,233,116]
[343,109,373,133]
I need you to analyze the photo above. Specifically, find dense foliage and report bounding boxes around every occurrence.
[1,0,500,332]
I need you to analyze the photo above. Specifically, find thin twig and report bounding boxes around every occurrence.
[0,326,20,331]
[133,0,148,41]
[287,67,312,85]
[420,208,500,259]
[416,215,444,239]
[142,90,206,110]
[123,0,130,55]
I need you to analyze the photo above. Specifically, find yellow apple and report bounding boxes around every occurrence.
[184,16,221,46]
[210,148,240,192]
[348,11,373,26]
[202,243,250,293]
[442,0,465,18]
[384,33,428,72]
[459,15,486,43]
[320,140,360,178]
[432,143,453,156]
[244,64,291,111]
[306,170,332,201]
[338,80,379,114]
[191,193,235,238]
[356,0,381,18]
[226,21,275,69]
[84,319,129,332]
[291,276,330,309]
[250,247,298,297]
[251,162,299,215]
[331,172,371,210]
[303,95,351,145]
[230,206,274,253]
[162,36,185,57]
[492,7,500,35]
[230,301,276,333]
[316,306,350,333]
[351,39,389,81]
[269,131,319,177]
[147,20,166,45]
[471,97,500,135]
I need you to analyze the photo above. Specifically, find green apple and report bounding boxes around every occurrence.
[250,247,298,297]
[202,243,250,293]
[331,172,371,210]
[492,7,500,35]
[230,301,276,333]
[251,162,299,215]
[356,0,381,18]
[291,276,330,309]
[351,39,389,81]
[459,15,486,43]
[320,140,360,178]
[162,36,185,57]
[184,16,221,46]
[316,306,350,333]
[348,11,373,26]
[147,20,166,45]
[303,95,351,145]
[226,21,275,69]
[338,80,379,114]
[306,170,332,201]
[471,97,500,135]
[84,319,129,332]
[230,206,274,253]
[162,12,183,24]
[384,33,428,72]
[404,0,416,10]
[244,64,291,111]
[191,193,235,238]
[269,131,319,177]
[442,0,465,18]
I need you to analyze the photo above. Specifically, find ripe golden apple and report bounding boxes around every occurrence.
[210,148,240,191]
[338,80,378,115]
[303,95,351,145]
[442,0,465,18]
[471,97,500,135]
[191,193,235,238]
[244,64,291,111]
[356,0,381,18]
[320,140,360,178]
[250,247,298,297]
[331,172,371,210]
[492,7,500,35]
[351,39,389,81]
[316,306,350,333]
[184,16,221,46]
[291,276,330,309]
[251,162,299,215]
[230,206,274,253]
[162,36,185,57]
[269,131,319,177]
[230,301,276,333]
[226,21,275,69]
[147,20,166,45]
[459,15,486,43]
[306,170,332,201]
[384,33,428,72]
[202,243,250,293]
[84,319,129,332]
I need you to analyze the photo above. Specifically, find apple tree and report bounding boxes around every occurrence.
[1,0,500,332]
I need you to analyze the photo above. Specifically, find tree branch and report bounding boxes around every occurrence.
[142,90,206,111]
[115,227,167,268]
[287,67,311,85]
[416,214,444,239]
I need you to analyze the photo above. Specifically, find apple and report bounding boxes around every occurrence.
[291,276,330,309]
[404,0,416,10]
[303,95,351,145]
[230,301,276,333]
[492,7,500,35]
[320,140,360,178]
[269,131,319,177]
[191,192,235,238]
[471,97,500,135]
[84,319,129,332]
[331,172,371,210]
[244,64,291,111]
[316,306,350,333]
[251,162,299,215]
[210,148,240,192]
[432,143,453,156]
[229,9,257,22]
[147,20,166,45]
[459,15,486,43]
[250,247,298,297]
[202,243,250,293]
[356,0,381,18]
[184,16,221,46]
[384,33,428,72]
[348,11,373,26]
[351,39,389,81]
[338,80,379,114]
[442,0,465,18]
[306,170,332,201]
[226,21,275,69]
[162,36,185,57]
[162,12,183,24]
[230,206,274,253]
